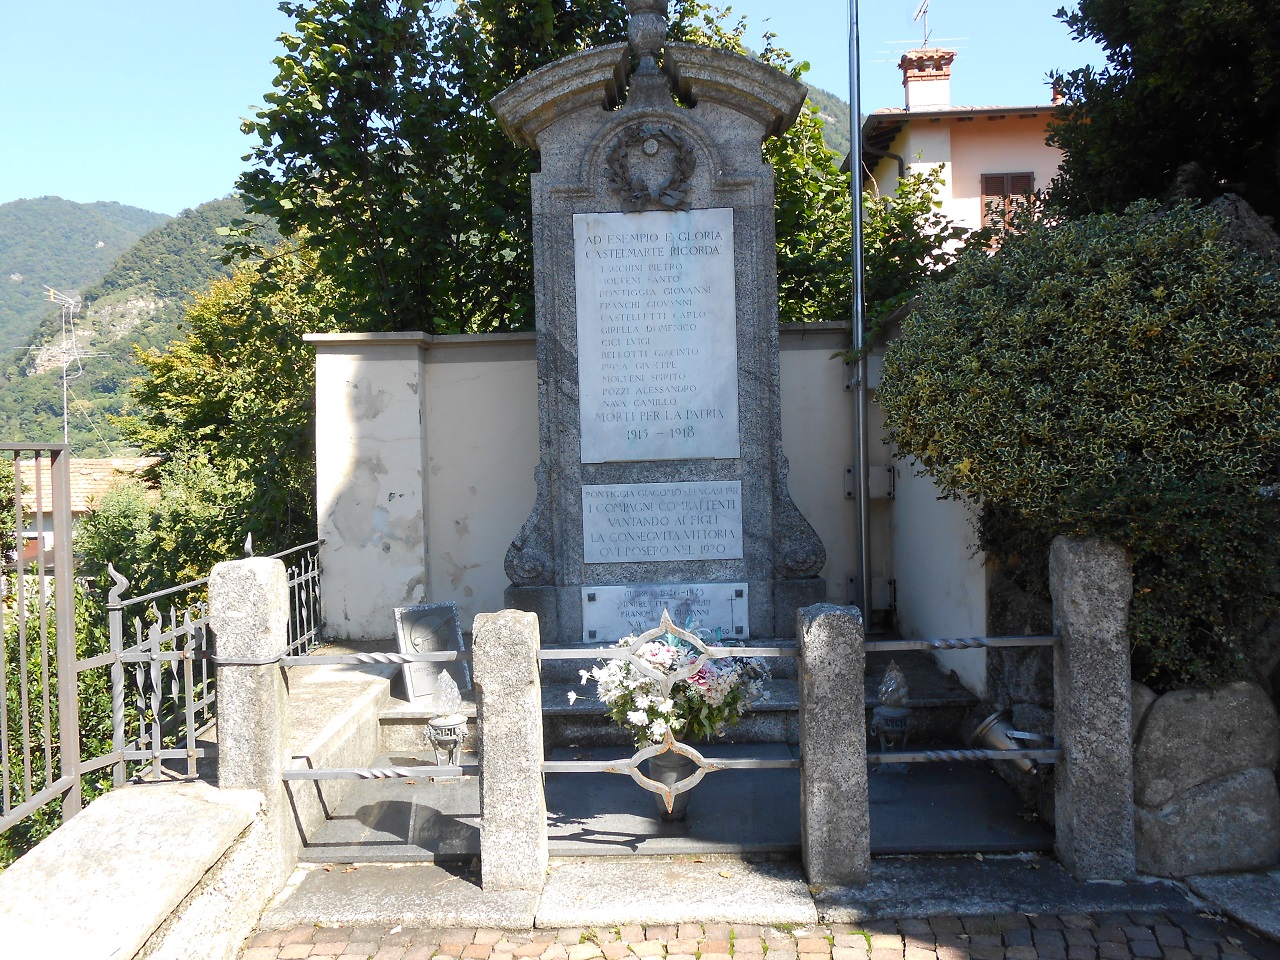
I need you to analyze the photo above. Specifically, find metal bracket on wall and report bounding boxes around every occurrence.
[846,465,895,500]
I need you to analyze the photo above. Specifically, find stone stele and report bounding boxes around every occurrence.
[492,0,826,644]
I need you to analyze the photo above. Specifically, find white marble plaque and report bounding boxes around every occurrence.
[574,207,740,463]
[582,481,743,564]
[581,582,749,643]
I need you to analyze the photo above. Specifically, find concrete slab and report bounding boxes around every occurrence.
[815,854,1195,921]
[258,862,538,929]
[535,857,819,927]
[1187,870,1280,942]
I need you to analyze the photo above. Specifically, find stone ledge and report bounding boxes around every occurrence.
[0,780,261,957]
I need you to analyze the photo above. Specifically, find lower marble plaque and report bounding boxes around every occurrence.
[580,582,749,643]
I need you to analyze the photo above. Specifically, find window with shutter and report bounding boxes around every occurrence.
[981,172,1035,230]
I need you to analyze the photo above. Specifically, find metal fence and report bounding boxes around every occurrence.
[0,445,80,835]
[1,440,324,847]
[102,537,325,785]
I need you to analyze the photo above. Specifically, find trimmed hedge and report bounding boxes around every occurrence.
[878,202,1280,689]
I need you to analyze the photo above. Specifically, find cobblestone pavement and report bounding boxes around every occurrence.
[241,912,1280,960]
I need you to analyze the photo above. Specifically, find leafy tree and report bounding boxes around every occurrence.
[1048,0,1280,220]
[236,0,857,332]
[877,201,1280,689]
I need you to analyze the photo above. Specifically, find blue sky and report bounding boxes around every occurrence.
[0,1,1103,216]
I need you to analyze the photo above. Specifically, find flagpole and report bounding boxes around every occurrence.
[848,0,871,618]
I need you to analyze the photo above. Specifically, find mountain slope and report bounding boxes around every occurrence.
[0,197,170,358]
[0,196,279,455]
[808,86,852,160]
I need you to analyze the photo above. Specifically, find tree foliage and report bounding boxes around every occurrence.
[1048,0,1280,220]
[878,202,1280,689]
[236,0,857,333]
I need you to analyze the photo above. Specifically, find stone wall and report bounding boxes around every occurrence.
[1132,680,1280,877]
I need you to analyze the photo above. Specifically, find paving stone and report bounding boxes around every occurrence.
[559,930,586,946]
[994,914,1031,932]
[517,945,548,958]
[966,947,1002,960]
[869,949,903,960]
[962,918,1001,937]
[317,929,355,943]
[1094,927,1126,944]
[1066,947,1097,960]
[602,943,630,960]
[1186,938,1218,959]
[797,938,832,953]
[279,945,314,960]
[902,947,934,960]
[1002,929,1032,948]
[1030,916,1065,931]
[474,931,507,946]
[832,946,868,960]
[675,924,701,940]
[1162,950,1193,960]
[348,942,382,956]
[1060,915,1095,930]
[1005,948,1038,960]
[242,948,280,960]
[312,945,350,958]
[666,940,699,955]
[1153,925,1185,949]
[1130,941,1162,959]
[1098,944,1129,960]
[1123,927,1157,942]
[372,949,407,960]
[666,954,696,960]
[702,952,732,960]
[568,944,604,960]
[619,927,646,944]
[403,947,437,960]
[541,947,569,960]
[768,951,798,960]
[252,930,288,948]
[929,918,965,937]
[1065,929,1097,947]
[934,945,966,960]
[862,922,898,937]
[1129,914,1166,928]
[967,935,1001,950]
[704,941,732,955]
[734,940,766,956]
[463,944,494,959]
[630,942,664,957]
[284,928,320,946]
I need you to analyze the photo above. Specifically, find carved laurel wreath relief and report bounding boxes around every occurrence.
[605,123,696,212]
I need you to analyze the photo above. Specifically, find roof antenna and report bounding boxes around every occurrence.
[913,0,932,46]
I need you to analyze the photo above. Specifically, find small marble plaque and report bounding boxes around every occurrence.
[574,207,740,463]
[582,480,743,564]
[580,582,749,643]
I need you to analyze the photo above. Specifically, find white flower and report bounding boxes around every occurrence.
[657,698,674,713]
[567,690,578,705]
[626,710,648,726]
[578,669,590,684]
[649,719,668,739]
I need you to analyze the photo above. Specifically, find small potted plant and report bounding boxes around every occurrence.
[574,610,769,820]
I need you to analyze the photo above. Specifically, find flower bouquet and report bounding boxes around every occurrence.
[575,617,770,748]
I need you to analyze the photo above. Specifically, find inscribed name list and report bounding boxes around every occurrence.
[582,481,743,564]
[574,208,740,463]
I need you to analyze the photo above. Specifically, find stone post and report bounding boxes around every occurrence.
[798,603,869,885]
[473,609,547,892]
[1050,536,1136,880]
[211,557,295,881]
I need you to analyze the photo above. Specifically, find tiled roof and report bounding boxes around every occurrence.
[16,457,159,515]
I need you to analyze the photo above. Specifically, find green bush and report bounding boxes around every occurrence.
[878,202,1280,690]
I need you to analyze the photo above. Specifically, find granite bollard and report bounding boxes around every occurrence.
[1049,536,1136,880]
[473,609,547,892]
[210,557,295,884]
[797,603,869,886]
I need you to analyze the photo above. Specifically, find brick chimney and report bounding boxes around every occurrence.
[899,48,955,110]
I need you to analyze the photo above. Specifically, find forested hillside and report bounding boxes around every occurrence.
[0,197,279,455]
[0,197,170,358]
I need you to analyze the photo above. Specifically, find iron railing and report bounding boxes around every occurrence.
[0,445,80,834]
[103,537,325,785]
